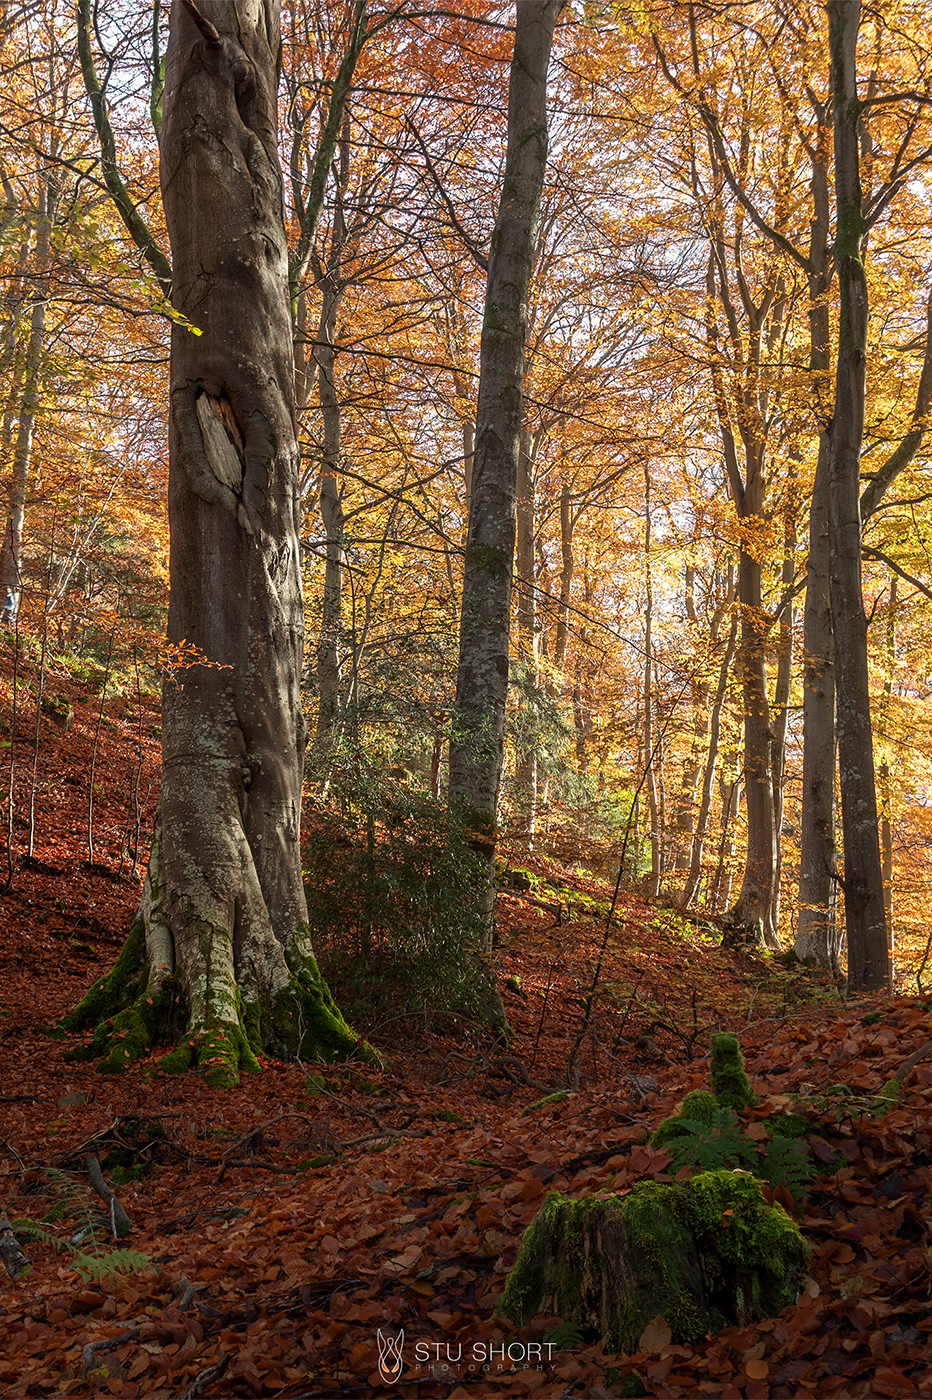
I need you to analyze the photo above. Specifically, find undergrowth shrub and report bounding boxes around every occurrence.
[304,756,488,1028]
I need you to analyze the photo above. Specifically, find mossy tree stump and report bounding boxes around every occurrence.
[498,1171,810,1354]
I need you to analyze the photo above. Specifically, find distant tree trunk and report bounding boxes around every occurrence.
[670,568,704,888]
[878,576,896,973]
[448,0,562,963]
[1,172,57,622]
[553,482,574,672]
[514,429,540,843]
[711,742,741,913]
[769,507,796,934]
[314,276,346,739]
[683,616,737,908]
[827,0,888,992]
[62,0,366,1085]
[643,464,661,896]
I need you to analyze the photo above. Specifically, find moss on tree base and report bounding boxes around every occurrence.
[499,1172,810,1353]
[59,922,378,1086]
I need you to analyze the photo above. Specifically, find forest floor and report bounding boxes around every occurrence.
[0,665,931,1399]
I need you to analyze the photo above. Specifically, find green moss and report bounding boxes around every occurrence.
[59,916,147,1040]
[160,1017,262,1088]
[499,1172,809,1353]
[872,1078,901,1115]
[710,1032,756,1109]
[62,939,176,1075]
[280,938,379,1065]
[651,1089,719,1147]
[110,1166,144,1185]
[768,1112,812,1140]
[522,1091,569,1116]
[617,1376,647,1398]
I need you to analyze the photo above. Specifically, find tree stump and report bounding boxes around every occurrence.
[498,1170,810,1353]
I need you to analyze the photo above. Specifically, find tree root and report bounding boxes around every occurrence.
[86,1154,132,1238]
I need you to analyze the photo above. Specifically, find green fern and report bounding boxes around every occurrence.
[13,1169,153,1284]
[757,1134,817,1204]
[72,1248,154,1283]
[544,1320,585,1350]
[665,1109,758,1175]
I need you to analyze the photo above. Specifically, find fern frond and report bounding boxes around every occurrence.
[757,1135,816,1203]
[666,1109,757,1175]
[11,1218,71,1252]
[72,1248,154,1283]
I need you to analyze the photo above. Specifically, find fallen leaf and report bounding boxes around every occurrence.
[638,1315,672,1355]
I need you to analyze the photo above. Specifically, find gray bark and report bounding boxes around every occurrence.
[448,0,562,950]
[63,0,365,1083]
[827,0,888,992]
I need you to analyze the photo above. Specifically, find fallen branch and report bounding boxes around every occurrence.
[487,1054,557,1096]
[216,1157,315,1183]
[0,1216,28,1279]
[895,1037,932,1082]
[86,1154,132,1238]
[174,1352,231,1400]
[81,1327,141,1376]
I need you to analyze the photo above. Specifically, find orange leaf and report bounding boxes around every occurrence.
[745,1358,769,1380]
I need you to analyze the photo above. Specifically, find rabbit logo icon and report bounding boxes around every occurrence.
[377,1329,404,1384]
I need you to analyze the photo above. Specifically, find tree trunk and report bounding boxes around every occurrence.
[827,0,888,993]
[61,0,366,1085]
[643,464,661,896]
[683,617,737,907]
[797,440,839,969]
[448,0,562,957]
[1,173,56,622]
[513,430,539,843]
[796,103,840,971]
[878,576,896,974]
[769,508,796,935]
[315,276,346,739]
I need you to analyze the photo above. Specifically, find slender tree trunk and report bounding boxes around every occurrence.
[553,482,574,672]
[514,430,539,842]
[827,0,888,992]
[643,465,660,896]
[671,572,705,890]
[448,0,562,960]
[315,277,345,739]
[769,508,796,935]
[1,175,56,621]
[683,617,737,907]
[62,0,365,1084]
[878,576,896,974]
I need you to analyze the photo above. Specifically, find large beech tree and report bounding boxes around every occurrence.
[62,0,366,1085]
